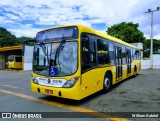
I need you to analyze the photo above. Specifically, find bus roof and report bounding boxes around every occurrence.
[38,24,140,50]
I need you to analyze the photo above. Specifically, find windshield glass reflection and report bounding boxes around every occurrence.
[33,41,78,76]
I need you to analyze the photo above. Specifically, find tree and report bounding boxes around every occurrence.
[106,22,145,43]
[152,39,160,54]
[16,36,34,45]
[106,22,150,57]
[0,27,33,47]
[143,39,150,58]
[0,27,17,47]
[143,39,160,57]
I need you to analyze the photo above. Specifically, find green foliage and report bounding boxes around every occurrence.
[0,27,33,47]
[106,22,145,43]
[16,36,34,45]
[106,22,155,57]
[143,39,160,57]
[0,27,17,47]
[153,39,160,54]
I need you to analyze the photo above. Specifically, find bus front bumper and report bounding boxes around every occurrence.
[31,81,81,100]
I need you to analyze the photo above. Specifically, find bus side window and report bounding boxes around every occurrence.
[97,39,109,65]
[135,50,140,59]
[133,49,136,60]
[81,34,89,64]
[81,34,97,72]
[16,57,22,62]
[109,42,114,65]
[122,46,126,64]
[139,50,141,59]
[90,39,96,64]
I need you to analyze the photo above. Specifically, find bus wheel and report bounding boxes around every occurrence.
[134,66,137,76]
[102,74,112,93]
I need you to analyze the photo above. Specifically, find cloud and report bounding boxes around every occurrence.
[8,24,41,37]
[0,0,159,39]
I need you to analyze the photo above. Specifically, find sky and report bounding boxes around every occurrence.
[0,0,160,39]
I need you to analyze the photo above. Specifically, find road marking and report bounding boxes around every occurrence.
[0,89,129,121]
[2,85,19,89]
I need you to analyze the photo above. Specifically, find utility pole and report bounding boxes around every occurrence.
[145,7,160,69]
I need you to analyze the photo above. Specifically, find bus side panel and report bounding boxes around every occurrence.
[122,65,128,80]
[80,69,102,98]
[8,62,15,68]
[8,62,22,69]
[80,67,115,99]
[15,62,22,69]
[137,60,141,73]
[132,60,141,74]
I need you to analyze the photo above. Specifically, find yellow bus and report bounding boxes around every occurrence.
[8,55,22,69]
[23,24,141,100]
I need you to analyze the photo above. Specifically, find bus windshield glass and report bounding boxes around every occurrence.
[33,41,78,76]
[36,26,78,42]
[9,56,14,62]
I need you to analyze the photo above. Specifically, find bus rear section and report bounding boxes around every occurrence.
[8,55,22,69]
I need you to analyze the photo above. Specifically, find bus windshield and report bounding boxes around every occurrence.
[9,55,14,62]
[36,26,78,42]
[33,41,78,76]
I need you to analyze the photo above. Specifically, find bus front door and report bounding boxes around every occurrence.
[126,49,131,76]
[115,47,122,80]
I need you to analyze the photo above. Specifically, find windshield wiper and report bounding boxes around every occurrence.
[54,38,66,70]
[40,42,49,66]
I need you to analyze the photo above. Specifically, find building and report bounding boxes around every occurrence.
[0,45,33,71]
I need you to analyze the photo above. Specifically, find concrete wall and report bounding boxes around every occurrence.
[142,59,150,69]
[24,63,32,71]
[142,54,160,69]
[131,43,160,69]
[153,54,160,69]
[24,45,33,71]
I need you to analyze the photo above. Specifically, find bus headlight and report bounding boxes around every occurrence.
[32,76,39,84]
[62,76,80,88]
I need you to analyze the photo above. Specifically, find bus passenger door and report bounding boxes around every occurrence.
[115,47,122,80]
[126,49,131,75]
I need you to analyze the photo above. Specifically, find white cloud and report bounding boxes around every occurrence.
[8,27,40,37]
[0,16,15,24]
[154,35,160,40]
[0,0,159,39]
[5,13,19,20]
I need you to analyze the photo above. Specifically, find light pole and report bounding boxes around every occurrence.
[145,7,160,69]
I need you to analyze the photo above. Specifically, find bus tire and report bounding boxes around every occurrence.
[134,66,137,76]
[102,73,112,93]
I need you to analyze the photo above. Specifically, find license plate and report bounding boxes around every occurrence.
[45,89,53,94]
[53,80,62,84]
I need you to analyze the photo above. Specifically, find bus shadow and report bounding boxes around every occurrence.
[39,74,142,106]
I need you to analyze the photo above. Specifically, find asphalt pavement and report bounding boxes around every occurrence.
[0,69,159,121]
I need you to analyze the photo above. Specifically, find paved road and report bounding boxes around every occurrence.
[0,70,159,121]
